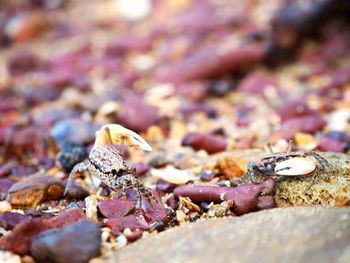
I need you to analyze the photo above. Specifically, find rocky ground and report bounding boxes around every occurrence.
[0,0,350,262]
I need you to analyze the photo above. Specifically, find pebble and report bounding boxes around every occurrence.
[318,137,344,152]
[106,215,149,235]
[152,166,193,185]
[6,174,64,207]
[174,179,275,215]
[0,251,21,263]
[0,211,29,230]
[57,142,86,172]
[31,219,101,263]
[182,133,227,154]
[0,201,12,213]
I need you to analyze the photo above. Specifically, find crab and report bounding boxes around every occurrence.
[64,124,156,209]
[241,141,330,188]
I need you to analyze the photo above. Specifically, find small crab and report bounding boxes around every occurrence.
[241,141,330,188]
[64,124,156,209]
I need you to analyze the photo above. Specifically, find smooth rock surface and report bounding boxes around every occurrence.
[93,207,350,263]
[31,219,101,263]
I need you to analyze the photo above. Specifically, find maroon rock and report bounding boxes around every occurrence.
[182,133,226,154]
[8,50,39,75]
[31,219,101,263]
[155,41,264,84]
[156,179,177,193]
[47,208,86,228]
[318,137,344,152]
[277,99,314,123]
[118,96,159,133]
[0,211,29,230]
[0,218,48,255]
[106,215,148,235]
[173,179,275,215]
[106,34,153,55]
[134,162,150,177]
[274,114,326,140]
[98,196,135,219]
[238,72,277,94]
[125,229,143,242]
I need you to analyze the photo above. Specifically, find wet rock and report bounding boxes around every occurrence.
[118,96,159,133]
[95,207,350,263]
[174,179,275,215]
[57,142,86,172]
[274,152,350,207]
[0,211,29,230]
[106,215,148,235]
[6,174,64,207]
[182,133,226,154]
[31,219,101,263]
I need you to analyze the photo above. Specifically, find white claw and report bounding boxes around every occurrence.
[94,124,152,152]
[274,156,317,176]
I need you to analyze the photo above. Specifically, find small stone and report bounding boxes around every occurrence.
[31,219,101,263]
[6,174,64,207]
[0,211,29,230]
[176,210,186,223]
[238,72,277,95]
[85,196,98,221]
[133,162,149,177]
[106,215,148,235]
[217,156,245,179]
[152,166,193,185]
[182,133,226,154]
[156,179,177,193]
[0,201,12,213]
[57,142,86,172]
[318,137,344,152]
[98,196,134,219]
[0,251,21,263]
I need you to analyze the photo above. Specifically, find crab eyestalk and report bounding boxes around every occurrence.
[94,124,152,152]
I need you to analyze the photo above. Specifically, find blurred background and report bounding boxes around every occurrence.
[1,0,350,165]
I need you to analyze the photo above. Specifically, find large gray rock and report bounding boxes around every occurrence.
[94,206,350,263]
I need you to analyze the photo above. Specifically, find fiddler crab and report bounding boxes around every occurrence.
[241,141,330,189]
[64,124,157,209]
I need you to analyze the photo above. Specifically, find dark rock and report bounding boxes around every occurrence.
[6,174,64,207]
[31,219,101,263]
[156,179,176,193]
[57,142,86,172]
[98,196,135,219]
[96,207,350,263]
[133,162,150,177]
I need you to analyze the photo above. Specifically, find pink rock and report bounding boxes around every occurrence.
[0,211,29,230]
[106,215,148,234]
[173,179,275,216]
[277,99,314,123]
[133,162,150,177]
[155,41,264,84]
[238,72,277,94]
[98,196,135,219]
[47,208,86,228]
[182,133,226,154]
[318,137,344,152]
[118,96,158,133]
[274,114,326,140]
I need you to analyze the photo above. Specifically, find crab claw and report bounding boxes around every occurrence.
[94,124,152,152]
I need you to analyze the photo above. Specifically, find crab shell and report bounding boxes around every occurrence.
[274,156,317,176]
